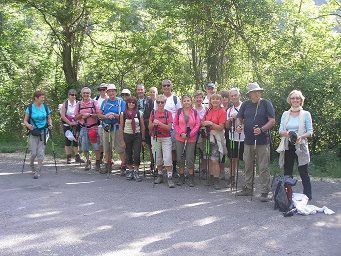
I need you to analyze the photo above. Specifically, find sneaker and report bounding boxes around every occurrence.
[154,174,163,184]
[66,154,72,164]
[133,170,142,182]
[200,170,208,180]
[84,160,91,171]
[205,175,214,186]
[100,163,109,174]
[176,174,185,186]
[33,171,39,179]
[236,186,253,196]
[75,154,85,163]
[213,177,221,190]
[168,178,175,188]
[188,175,194,187]
[260,193,269,202]
[30,164,35,174]
[95,160,101,172]
[126,170,133,180]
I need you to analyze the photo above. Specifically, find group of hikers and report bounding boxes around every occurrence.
[23,80,313,202]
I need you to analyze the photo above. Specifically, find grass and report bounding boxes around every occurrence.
[1,134,340,178]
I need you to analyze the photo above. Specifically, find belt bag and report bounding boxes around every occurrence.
[30,128,43,136]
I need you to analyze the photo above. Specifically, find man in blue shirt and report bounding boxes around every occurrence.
[99,84,126,174]
[236,82,275,202]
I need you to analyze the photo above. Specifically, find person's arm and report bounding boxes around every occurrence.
[279,112,289,137]
[173,111,181,136]
[297,111,313,142]
[119,113,125,144]
[140,113,146,142]
[189,111,201,138]
[74,103,83,121]
[23,112,33,130]
[148,114,154,132]
[255,100,276,135]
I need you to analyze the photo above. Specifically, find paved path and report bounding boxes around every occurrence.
[0,153,340,256]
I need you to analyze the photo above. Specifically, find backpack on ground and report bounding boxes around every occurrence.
[271,175,297,212]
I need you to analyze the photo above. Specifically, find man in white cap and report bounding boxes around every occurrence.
[99,84,126,174]
[121,88,131,102]
[236,82,275,202]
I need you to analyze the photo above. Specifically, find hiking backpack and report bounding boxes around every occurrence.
[271,175,297,212]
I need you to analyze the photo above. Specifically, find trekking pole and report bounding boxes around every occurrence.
[22,138,29,174]
[251,125,258,201]
[153,125,158,188]
[107,125,112,179]
[205,126,210,184]
[230,128,234,191]
[235,133,241,197]
[181,127,191,158]
[49,129,58,174]
[142,144,146,177]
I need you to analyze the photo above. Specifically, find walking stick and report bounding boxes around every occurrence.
[153,125,158,187]
[235,133,241,197]
[49,129,58,174]
[22,138,29,174]
[205,126,210,184]
[230,128,234,191]
[142,144,146,177]
[181,127,191,158]
[107,124,112,179]
[251,125,258,201]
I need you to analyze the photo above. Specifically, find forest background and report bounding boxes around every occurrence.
[0,0,340,177]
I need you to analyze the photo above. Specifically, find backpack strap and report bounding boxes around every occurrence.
[173,95,178,106]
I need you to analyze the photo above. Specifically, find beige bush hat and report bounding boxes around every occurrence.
[247,82,263,95]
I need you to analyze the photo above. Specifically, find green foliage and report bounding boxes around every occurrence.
[0,0,340,168]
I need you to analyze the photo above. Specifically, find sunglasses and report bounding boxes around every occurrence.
[122,93,130,96]
[156,101,165,104]
[69,94,76,96]
[128,102,136,104]
[82,92,90,95]
[162,84,171,87]
[99,88,106,91]
[290,97,301,100]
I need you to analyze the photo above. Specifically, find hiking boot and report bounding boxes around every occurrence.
[168,178,175,188]
[154,174,163,184]
[150,162,155,172]
[126,170,133,180]
[133,170,142,182]
[227,176,236,188]
[236,186,253,196]
[95,160,101,172]
[176,174,185,186]
[75,154,85,164]
[188,175,194,187]
[260,193,269,202]
[66,154,72,164]
[120,165,126,176]
[213,177,221,190]
[30,164,35,174]
[200,170,207,180]
[100,163,109,174]
[84,160,91,171]
[99,152,104,164]
[205,175,214,186]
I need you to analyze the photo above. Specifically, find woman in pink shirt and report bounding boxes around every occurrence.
[174,95,200,187]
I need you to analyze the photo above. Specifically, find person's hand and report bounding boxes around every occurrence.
[202,121,213,127]
[82,113,91,118]
[70,121,77,126]
[27,124,34,130]
[253,127,261,136]
[180,133,187,139]
[296,136,302,144]
[282,131,290,138]
[236,125,243,133]
[153,119,160,126]
[142,141,146,147]
[48,124,53,130]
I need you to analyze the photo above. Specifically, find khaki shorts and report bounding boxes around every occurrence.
[29,134,47,161]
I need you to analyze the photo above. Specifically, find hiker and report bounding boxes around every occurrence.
[121,88,131,101]
[149,86,158,101]
[203,82,217,109]
[23,90,52,179]
[226,87,245,187]
[160,79,182,177]
[149,95,174,188]
[74,87,101,171]
[202,93,227,190]
[120,96,145,182]
[193,90,208,177]
[99,84,126,174]
[94,83,108,164]
[277,90,313,200]
[236,82,275,202]
[136,83,155,171]
[174,94,200,187]
[59,89,84,164]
